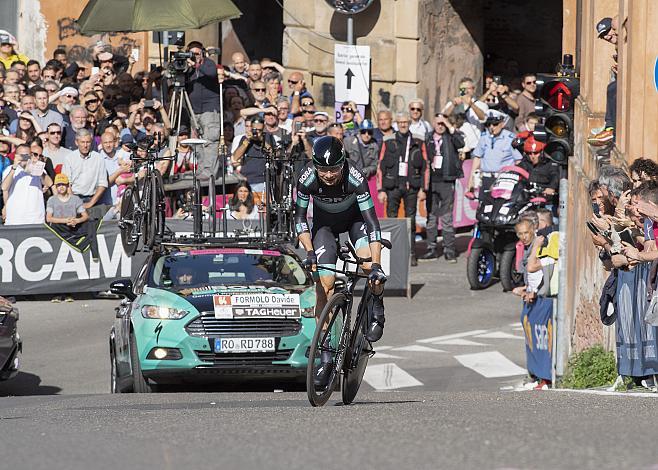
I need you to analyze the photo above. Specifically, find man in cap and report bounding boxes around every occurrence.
[588,16,618,147]
[54,86,78,121]
[467,110,522,195]
[343,119,378,178]
[0,30,28,70]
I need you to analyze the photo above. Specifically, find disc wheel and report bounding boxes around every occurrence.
[193,177,203,237]
[306,293,349,407]
[119,186,139,256]
[207,175,216,236]
[342,293,372,405]
[146,170,165,249]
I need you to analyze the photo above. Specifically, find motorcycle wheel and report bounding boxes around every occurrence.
[499,249,524,292]
[467,247,495,290]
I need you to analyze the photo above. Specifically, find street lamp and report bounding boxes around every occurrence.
[324,0,375,45]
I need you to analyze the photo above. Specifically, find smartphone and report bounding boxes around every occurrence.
[294,121,303,133]
[131,48,139,62]
[143,99,154,108]
[592,202,600,217]
[493,75,501,84]
[91,66,100,75]
[619,229,636,246]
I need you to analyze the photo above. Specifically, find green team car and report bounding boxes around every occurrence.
[109,246,316,392]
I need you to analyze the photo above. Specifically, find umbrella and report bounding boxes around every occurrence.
[77,0,241,35]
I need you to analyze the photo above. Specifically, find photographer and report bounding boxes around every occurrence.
[231,115,267,192]
[442,77,488,131]
[184,40,221,180]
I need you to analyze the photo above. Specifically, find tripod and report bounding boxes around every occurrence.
[168,86,201,143]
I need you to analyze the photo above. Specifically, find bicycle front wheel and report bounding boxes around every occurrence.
[306,293,350,407]
[342,290,373,405]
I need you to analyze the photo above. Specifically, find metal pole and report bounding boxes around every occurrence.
[556,177,569,380]
[347,15,354,45]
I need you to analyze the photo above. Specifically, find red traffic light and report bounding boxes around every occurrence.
[541,81,573,111]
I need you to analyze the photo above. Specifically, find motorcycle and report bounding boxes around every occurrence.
[466,165,547,291]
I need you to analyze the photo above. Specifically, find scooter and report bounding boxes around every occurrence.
[466,166,547,291]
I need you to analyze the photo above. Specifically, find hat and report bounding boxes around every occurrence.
[359,119,374,130]
[523,136,546,153]
[98,52,114,62]
[313,111,329,119]
[120,133,134,145]
[596,17,613,38]
[54,173,69,185]
[0,30,16,46]
[59,86,78,97]
[484,109,507,125]
[177,125,190,136]
[64,62,80,78]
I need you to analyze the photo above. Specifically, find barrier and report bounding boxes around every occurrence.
[0,218,411,296]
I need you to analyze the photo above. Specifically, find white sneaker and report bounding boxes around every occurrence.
[606,374,624,392]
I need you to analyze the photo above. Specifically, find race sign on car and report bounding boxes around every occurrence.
[214,337,275,353]
[213,293,301,319]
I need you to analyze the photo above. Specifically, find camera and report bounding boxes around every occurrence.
[166,50,194,87]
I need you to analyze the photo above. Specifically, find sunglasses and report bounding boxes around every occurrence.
[302,109,314,114]
[287,80,299,84]
[360,130,373,135]
[252,88,266,92]
[49,130,62,135]
[64,94,76,99]
[525,80,537,85]
[341,107,354,112]
[313,118,327,123]
[301,102,314,106]
[410,107,422,111]
[85,99,99,105]
[55,183,68,187]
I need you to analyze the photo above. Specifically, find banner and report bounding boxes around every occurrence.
[521,296,553,381]
[0,218,410,296]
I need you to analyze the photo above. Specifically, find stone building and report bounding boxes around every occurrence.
[560,0,658,363]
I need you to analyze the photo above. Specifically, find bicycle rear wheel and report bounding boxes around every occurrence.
[306,293,350,407]
[146,170,165,249]
[193,177,203,237]
[119,186,139,256]
[342,290,373,405]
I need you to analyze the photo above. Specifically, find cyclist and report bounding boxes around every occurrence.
[294,136,387,387]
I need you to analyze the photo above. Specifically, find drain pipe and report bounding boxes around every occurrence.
[554,177,569,385]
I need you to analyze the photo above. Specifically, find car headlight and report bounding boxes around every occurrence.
[141,305,189,320]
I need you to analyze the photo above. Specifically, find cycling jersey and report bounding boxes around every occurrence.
[295,161,382,274]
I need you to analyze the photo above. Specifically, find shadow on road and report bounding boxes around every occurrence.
[335,399,424,406]
[0,372,62,396]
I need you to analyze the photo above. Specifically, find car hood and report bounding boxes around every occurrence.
[143,284,315,314]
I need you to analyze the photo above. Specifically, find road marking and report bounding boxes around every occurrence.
[417,329,488,343]
[371,352,404,359]
[432,338,489,346]
[474,332,525,340]
[549,388,658,398]
[454,351,527,378]
[363,363,423,390]
[392,345,446,353]
[513,326,524,331]
[375,346,393,351]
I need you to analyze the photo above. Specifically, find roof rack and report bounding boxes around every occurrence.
[153,232,298,253]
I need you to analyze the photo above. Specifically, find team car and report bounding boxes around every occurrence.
[109,245,316,392]
[0,296,21,382]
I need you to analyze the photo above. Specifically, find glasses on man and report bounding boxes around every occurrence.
[360,130,374,135]
[410,107,422,111]
[49,130,62,135]
[313,118,327,123]
[287,79,299,85]
[301,101,314,106]
[252,88,266,92]
[525,80,537,85]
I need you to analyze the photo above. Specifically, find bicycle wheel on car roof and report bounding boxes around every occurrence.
[307,293,350,407]
[146,170,165,249]
[207,175,216,236]
[193,177,203,237]
[119,185,139,257]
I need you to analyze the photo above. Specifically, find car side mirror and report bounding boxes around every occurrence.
[110,279,136,301]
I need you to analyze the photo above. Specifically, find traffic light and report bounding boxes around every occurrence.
[534,55,580,164]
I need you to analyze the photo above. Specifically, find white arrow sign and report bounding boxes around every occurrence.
[334,44,370,105]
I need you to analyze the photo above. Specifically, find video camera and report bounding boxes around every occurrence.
[165,50,194,88]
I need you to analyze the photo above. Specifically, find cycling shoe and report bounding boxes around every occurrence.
[366,295,385,342]
[314,361,334,389]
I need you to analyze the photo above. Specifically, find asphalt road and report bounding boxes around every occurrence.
[1,235,657,469]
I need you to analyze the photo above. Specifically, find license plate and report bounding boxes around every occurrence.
[214,337,275,353]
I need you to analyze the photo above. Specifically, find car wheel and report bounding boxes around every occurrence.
[129,332,152,393]
[110,347,121,394]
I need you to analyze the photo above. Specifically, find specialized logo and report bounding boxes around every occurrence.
[315,245,327,261]
[323,149,332,165]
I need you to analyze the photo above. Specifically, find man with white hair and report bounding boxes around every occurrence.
[62,128,108,218]
[407,98,431,139]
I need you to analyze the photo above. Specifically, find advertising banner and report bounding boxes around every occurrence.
[521,296,553,381]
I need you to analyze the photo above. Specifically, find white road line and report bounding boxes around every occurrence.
[375,346,393,351]
[392,345,446,353]
[371,352,404,359]
[454,351,527,378]
[512,326,524,331]
[549,388,658,398]
[417,329,488,344]
[432,338,489,346]
[474,332,525,340]
[363,363,423,390]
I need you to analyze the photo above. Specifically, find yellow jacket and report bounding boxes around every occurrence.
[0,53,29,69]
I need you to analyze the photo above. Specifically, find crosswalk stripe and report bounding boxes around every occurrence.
[417,329,488,344]
[371,352,404,359]
[432,338,489,346]
[454,351,527,378]
[474,332,525,340]
[392,345,445,353]
[363,363,423,390]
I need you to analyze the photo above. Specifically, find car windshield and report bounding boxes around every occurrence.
[149,249,310,290]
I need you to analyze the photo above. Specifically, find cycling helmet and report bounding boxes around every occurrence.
[312,136,346,167]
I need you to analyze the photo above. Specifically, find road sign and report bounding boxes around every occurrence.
[334,44,370,105]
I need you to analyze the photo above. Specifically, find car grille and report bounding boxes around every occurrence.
[195,350,292,368]
[185,313,302,338]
